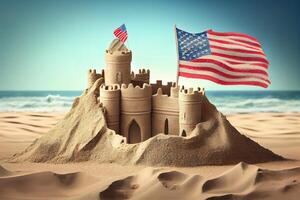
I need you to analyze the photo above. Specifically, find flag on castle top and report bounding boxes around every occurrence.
[175,27,270,88]
[114,24,128,43]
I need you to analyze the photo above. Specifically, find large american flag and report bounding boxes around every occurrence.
[114,24,128,43]
[176,28,270,88]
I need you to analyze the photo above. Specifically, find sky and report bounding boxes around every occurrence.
[0,0,299,91]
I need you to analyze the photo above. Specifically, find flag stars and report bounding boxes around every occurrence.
[177,28,211,61]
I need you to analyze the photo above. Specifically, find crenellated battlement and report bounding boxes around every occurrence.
[151,80,175,96]
[131,69,150,80]
[179,87,204,101]
[105,49,132,62]
[121,83,152,98]
[100,84,120,91]
[131,68,150,87]
[100,84,120,98]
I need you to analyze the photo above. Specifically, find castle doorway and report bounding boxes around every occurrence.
[128,119,141,143]
[181,130,186,137]
[164,118,169,135]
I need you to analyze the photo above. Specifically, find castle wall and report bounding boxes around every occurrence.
[152,87,179,136]
[105,50,132,85]
[179,87,204,136]
[93,39,206,142]
[88,69,104,88]
[120,83,152,143]
[99,84,121,133]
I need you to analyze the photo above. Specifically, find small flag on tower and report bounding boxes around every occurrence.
[175,27,270,88]
[114,24,128,43]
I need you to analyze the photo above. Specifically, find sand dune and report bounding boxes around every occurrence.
[227,113,300,160]
[1,162,300,200]
[0,112,64,160]
[0,166,102,200]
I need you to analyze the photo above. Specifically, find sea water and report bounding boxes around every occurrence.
[0,90,300,114]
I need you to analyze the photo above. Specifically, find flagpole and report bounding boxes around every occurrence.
[174,24,180,86]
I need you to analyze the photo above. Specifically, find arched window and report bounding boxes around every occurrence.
[181,130,186,137]
[128,119,141,144]
[116,72,122,83]
[164,118,169,135]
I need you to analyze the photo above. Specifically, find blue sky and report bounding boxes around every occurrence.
[0,0,299,90]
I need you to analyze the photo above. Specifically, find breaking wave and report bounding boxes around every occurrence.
[0,94,76,112]
[206,91,300,113]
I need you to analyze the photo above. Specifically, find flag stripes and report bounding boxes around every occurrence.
[176,28,270,88]
[113,24,128,43]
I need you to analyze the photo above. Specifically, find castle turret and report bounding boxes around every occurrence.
[88,69,103,88]
[120,83,152,143]
[99,84,121,133]
[179,87,204,136]
[152,84,179,136]
[105,39,132,85]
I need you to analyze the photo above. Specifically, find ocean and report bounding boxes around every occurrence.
[0,90,300,114]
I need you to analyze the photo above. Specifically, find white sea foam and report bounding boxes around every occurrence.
[211,97,300,114]
[0,95,75,112]
[0,92,300,113]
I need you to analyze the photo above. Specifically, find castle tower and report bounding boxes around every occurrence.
[120,83,152,143]
[105,39,132,85]
[151,84,179,136]
[179,87,204,136]
[88,69,103,88]
[99,84,121,133]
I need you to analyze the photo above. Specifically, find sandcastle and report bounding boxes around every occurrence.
[88,39,205,143]
[11,38,283,165]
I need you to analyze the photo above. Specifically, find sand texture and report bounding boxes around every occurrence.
[9,79,282,166]
[0,103,300,199]
[1,161,300,200]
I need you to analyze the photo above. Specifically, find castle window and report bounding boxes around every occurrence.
[183,112,187,121]
[164,118,169,135]
[116,72,122,83]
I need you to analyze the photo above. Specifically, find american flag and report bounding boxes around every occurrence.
[176,28,270,88]
[114,24,128,43]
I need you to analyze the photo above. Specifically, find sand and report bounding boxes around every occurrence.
[0,113,300,200]
[0,83,300,199]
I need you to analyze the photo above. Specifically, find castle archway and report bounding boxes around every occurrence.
[181,130,186,137]
[128,119,141,143]
[164,118,169,135]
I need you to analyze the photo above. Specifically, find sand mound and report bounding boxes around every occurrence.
[100,163,300,200]
[1,163,300,200]
[0,165,101,200]
[10,79,283,166]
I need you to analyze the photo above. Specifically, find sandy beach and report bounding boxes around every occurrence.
[1,111,300,200]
